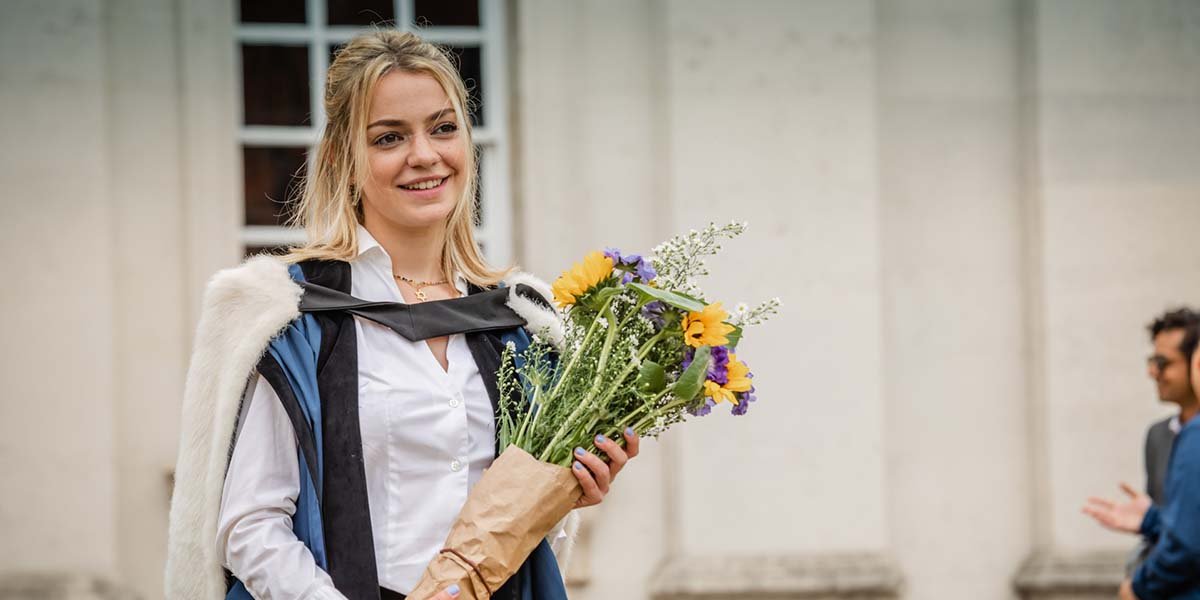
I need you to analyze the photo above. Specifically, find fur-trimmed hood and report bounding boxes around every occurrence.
[164,256,574,599]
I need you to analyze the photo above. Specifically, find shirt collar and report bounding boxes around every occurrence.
[355,224,468,295]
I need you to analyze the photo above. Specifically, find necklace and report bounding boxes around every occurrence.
[394,274,449,302]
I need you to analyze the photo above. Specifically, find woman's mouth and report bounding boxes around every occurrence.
[398,177,448,192]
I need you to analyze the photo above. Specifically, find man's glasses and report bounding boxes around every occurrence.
[1148,355,1175,371]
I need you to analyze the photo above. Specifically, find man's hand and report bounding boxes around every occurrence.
[1119,578,1139,600]
[1082,482,1151,535]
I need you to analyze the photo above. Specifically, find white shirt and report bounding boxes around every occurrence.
[216,227,497,598]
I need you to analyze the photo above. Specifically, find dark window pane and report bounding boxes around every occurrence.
[242,44,311,126]
[240,0,306,24]
[327,0,394,26]
[243,146,307,226]
[244,245,292,258]
[414,0,480,27]
[447,46,483,127]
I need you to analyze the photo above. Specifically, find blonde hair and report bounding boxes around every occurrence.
[285,29,508,286]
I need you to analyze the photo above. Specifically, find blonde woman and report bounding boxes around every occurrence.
[165,30,638,600]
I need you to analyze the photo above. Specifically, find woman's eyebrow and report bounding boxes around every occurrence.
[367,108,457,130]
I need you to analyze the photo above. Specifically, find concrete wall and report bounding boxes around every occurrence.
[2,0,1199,599]
[1030,0,1200,553]
[878,1,1031,598]
[0,1,238,598]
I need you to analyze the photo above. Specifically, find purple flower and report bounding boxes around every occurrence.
[604,247,657,283]
[689,397,716,417]
[641,301,667,329]
[708,345,730,385]
[731,386,756,415]
[682,345,731,386]
[732,372,756,416]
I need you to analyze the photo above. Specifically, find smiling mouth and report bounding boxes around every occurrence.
[398,177,448,191]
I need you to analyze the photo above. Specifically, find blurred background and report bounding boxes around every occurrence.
[2,0,1200,598]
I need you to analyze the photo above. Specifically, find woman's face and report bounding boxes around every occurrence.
[359,69,467,233]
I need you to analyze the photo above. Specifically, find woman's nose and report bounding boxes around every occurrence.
[407,133,439,167]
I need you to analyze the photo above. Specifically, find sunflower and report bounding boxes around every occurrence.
[551,251,614,307]
[703,354,753,405]
[681,302,736,348]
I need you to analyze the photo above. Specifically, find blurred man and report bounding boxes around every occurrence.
[1083,308,1200,599]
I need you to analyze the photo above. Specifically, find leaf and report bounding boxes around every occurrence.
[580,284,623,311]
[726,324,743,348]
[628,282,706,313]
[636,361,667,394]
[674,346,711,401]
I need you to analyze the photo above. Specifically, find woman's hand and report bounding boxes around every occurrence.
[429,584,462,599]
[572,428,640,508]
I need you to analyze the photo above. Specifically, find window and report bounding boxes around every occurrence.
[236,0,512,265]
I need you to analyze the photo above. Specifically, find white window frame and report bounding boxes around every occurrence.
[235,0,513,265]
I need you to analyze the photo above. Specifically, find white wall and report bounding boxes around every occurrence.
[1031,0,1200,553]
[0,0,119,577]
[0,1,238,598]
[879,1,1031,597]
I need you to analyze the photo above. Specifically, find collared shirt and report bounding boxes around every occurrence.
[216,226,496,598]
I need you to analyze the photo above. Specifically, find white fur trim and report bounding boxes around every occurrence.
[165,256,302,600]
[502,272,565,350]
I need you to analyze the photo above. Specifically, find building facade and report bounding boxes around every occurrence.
[2,1,1200,599]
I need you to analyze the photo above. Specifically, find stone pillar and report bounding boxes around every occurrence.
[878,1,1031,599]
[0,0,120,577]
[1016,0,1200,597]
[651,0,899,596]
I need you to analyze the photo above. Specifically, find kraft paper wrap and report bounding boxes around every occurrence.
[407,446,583,600]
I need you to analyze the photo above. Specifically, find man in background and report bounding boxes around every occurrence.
[1083,308,1200,598]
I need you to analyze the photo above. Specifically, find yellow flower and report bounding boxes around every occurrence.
[724,354,753,393]
[703,380,737,404]
[703,354,753,405]
[682,302,736,348]
[552,251,614,307]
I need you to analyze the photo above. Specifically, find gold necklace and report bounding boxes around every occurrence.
[394,274,449,302]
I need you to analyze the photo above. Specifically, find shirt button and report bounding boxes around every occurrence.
[450,459,463,472]
[449,397,461,408]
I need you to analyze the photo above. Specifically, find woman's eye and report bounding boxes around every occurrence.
[434,122,459,135]
[375,133,403,146]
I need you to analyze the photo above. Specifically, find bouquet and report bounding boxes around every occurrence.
[409,222,781,599]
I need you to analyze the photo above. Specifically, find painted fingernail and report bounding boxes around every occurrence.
[574,461,584,470]
[595,434,607,444]
[448,584,461,596]
[625,427,634,437]
[575,447,585,456]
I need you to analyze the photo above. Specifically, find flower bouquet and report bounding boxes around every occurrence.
[409,222,781,599]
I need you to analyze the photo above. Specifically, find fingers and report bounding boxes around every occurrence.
[430,584,462,599]
[623,427,641,459]
[574,446,612,493]
[595,434,628,480]
[572,459,603,507]
[1120,482,1140,499]
[1086,497,1116,511]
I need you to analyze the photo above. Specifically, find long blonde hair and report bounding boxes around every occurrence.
[285,30,508,286]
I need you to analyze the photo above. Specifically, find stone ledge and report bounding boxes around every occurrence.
[0,572,140,600]
[1013,550,1125,600]
[649,553,903,600]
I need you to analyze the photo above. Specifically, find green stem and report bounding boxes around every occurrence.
[539,306,621,462]
[539,327,668,462]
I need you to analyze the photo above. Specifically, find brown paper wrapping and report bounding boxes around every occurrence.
[407,446,583,600]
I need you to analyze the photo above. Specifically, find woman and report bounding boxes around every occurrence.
[165,30,637,600]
